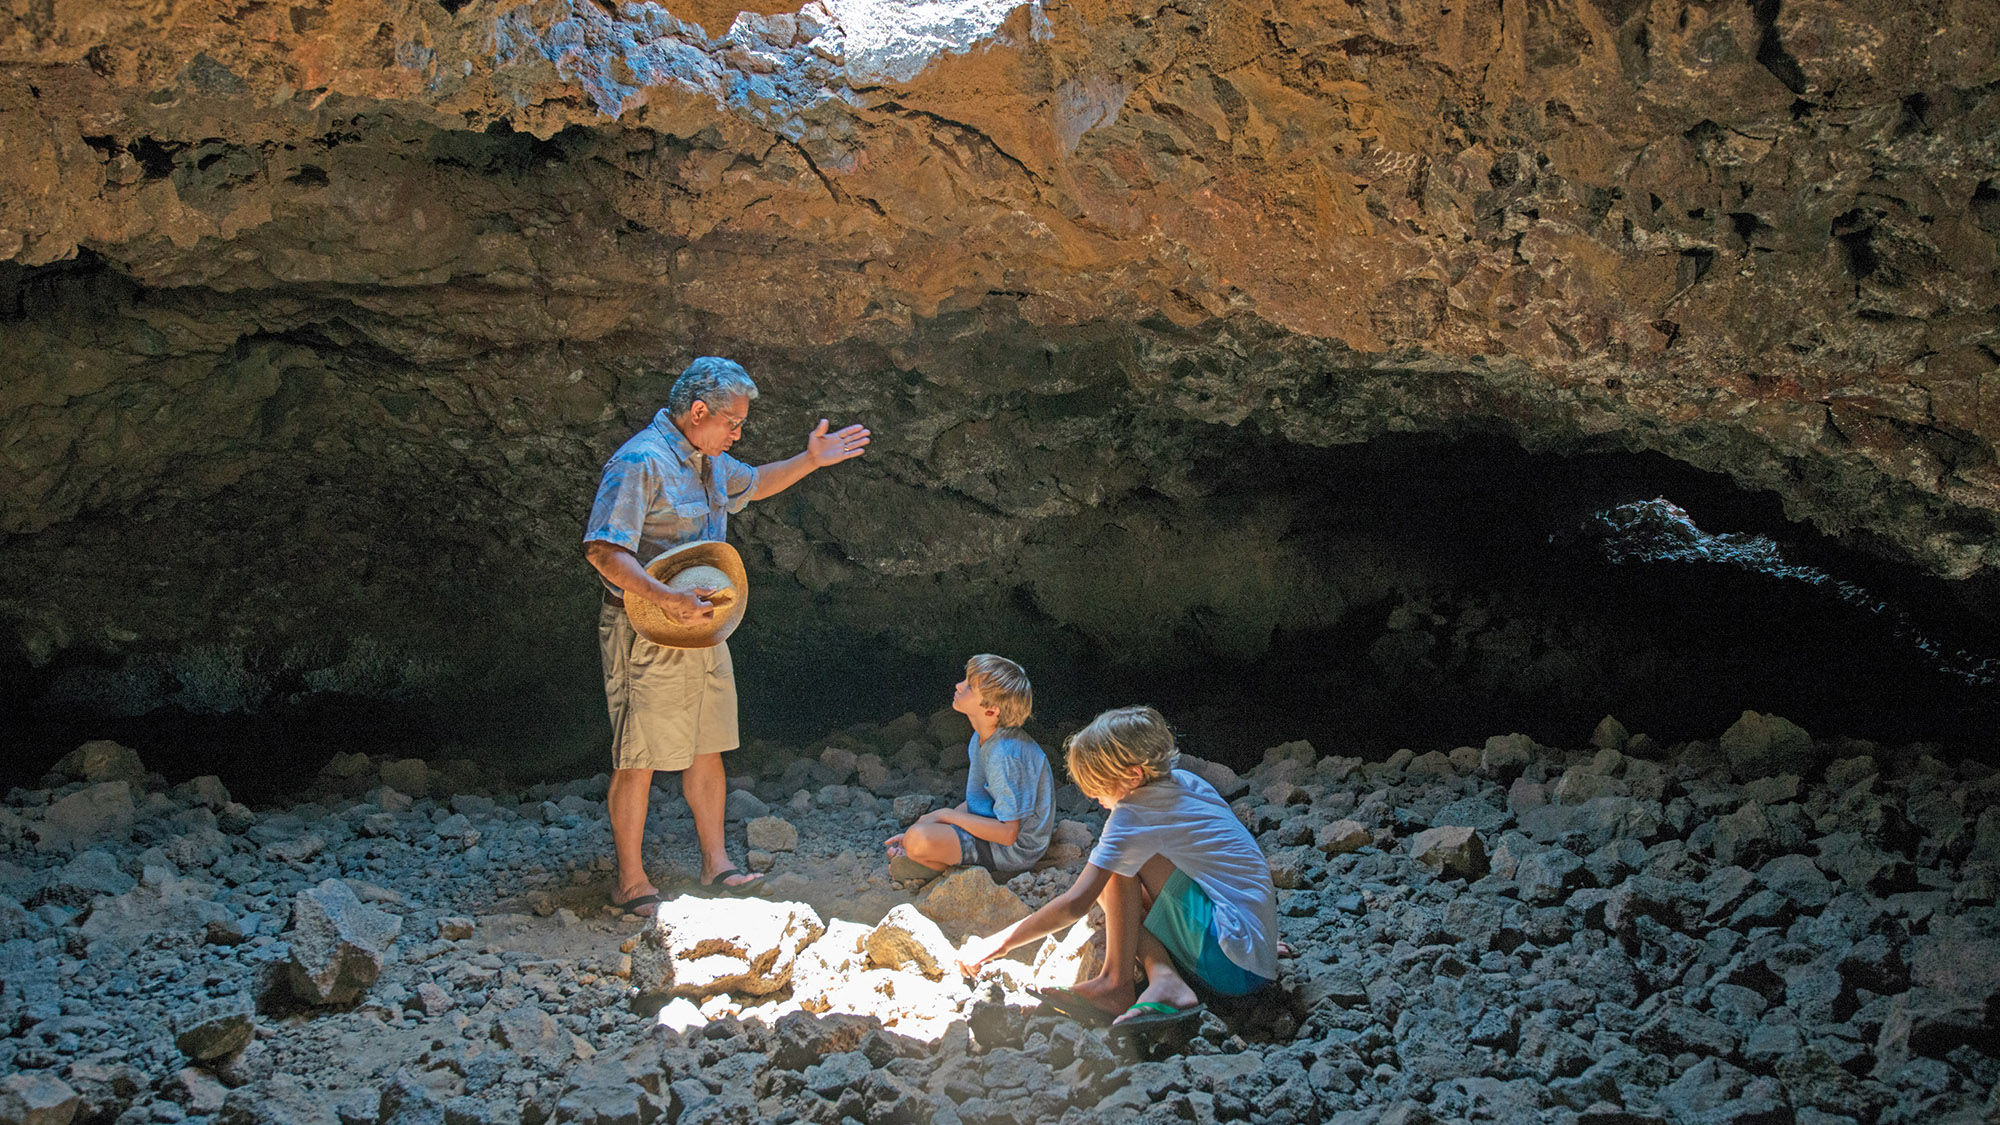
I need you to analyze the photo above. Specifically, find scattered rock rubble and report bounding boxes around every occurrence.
[3,710,1998,1124]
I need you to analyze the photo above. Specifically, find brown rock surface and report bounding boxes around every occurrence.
[1,0,1995,733]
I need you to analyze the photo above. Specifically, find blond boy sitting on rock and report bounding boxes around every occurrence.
[884,655,1054,880]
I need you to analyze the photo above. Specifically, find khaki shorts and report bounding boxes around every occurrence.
[599,602,739,772]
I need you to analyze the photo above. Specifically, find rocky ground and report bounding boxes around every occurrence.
[3,708,1998,1125]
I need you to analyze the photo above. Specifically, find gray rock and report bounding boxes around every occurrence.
[724,790,769,821]
[1551,769,1629,805]
[1720,711,1819,780]
[917,867,1029,943]
[1776,1047,1894,1118]
[85,868,236,944]
[409,982,455,1016]
[1479,734,1540,781]
[1516,847,1586,905]
[47,740,148,788]
[1590,716,1630,751]
[1431,795,1511,832]
[745,816,798,853]
[1316,819,1373,857]
[0,1073,80,1125]
[819,745,858,785]
[863,903,957,979]
[37,849,134,908]
[854,754,890,793]
[1409,826,1487,880]
[1180,755,1247,799]
[374,1072,448,1125]
[175,1068,231,1115]
[491,1008,562,1057]
[1268,845,1318,889]
[286,878,402,1005]
[1635,1006,1740,1058]
[35,782,135,852]
[556,1054,662,1125]
[802,1050,874,1099]
[219,1075,338,1125]
[376,759,430,798]
[1759,853,1834,909]
[174,995,255,1061]
[891,793,935,823]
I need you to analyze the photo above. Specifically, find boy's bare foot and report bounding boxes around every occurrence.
[1115,975,1199,1024]
[1069,975,1136,1018]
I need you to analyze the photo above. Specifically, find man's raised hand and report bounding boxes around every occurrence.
[806,419,871,467]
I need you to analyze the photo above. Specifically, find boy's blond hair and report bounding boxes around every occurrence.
[965,654,1033,729]
[1065,705,1179,800]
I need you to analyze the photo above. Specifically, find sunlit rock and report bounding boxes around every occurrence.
[631,896,825,999]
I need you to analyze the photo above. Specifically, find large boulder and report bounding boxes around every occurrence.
[630,896,824,999]
[46,740,148,788]
[80,871,236,952]
[917,867,1030,942]
[1719,712,1820,780]
[284,878,402,1006]
[34,783,135,852]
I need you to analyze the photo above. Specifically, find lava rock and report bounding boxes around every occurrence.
[745,815,798,852]
[35,783,136,852]
[0,1073,80,1125]
[173,995,256,1061]
[863,903,957,979]
[1720,711,1819,780]
[1409,825,1488,880]
[285,878,402,1005]
[631,896,825,999]
[917,867,1031,942]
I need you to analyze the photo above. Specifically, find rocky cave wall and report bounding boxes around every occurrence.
[2,0,1997,768]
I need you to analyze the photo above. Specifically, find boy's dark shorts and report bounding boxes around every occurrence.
[953,826,1032,876]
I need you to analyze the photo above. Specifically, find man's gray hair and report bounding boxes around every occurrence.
[667,356,759,418]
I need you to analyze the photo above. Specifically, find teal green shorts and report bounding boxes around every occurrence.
[1142,870,1272,997]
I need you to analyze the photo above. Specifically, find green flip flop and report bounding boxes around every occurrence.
[1107,1000,1206,1038]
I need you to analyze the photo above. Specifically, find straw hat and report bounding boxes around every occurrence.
[625,541,749,648]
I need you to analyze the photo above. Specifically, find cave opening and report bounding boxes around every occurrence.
[7,422,1994,803]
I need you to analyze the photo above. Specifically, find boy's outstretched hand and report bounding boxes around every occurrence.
[956,931,1008,976]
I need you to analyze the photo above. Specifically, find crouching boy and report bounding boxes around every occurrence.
[957,704,1279,1032]
[885,654,1054,880]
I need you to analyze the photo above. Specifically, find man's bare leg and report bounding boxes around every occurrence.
[683,751,759,888]
[608,767,657,902]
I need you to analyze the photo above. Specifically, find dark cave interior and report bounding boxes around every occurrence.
[8,426,1995,803]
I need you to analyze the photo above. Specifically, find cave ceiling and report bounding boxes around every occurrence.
[1,0,1997,728]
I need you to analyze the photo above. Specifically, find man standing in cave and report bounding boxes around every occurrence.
[584,356,870,908]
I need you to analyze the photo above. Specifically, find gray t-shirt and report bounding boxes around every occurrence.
[1088,769,1279,979]
[965,729,1054,872]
